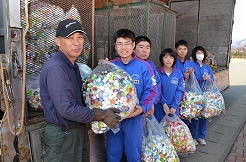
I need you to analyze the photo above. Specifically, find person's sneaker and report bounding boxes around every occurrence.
[193,139,198,146]
[197,138,206,146]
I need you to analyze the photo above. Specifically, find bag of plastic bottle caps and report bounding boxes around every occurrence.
[142,115,180,162]
[160,114,196,153]
[83,60,138,134]
[199,79,225,118]
[180,73,205,120]
[26,74,42,110]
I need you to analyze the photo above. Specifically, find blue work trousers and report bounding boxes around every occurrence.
[106,116,143,162]
[191,118,207,139]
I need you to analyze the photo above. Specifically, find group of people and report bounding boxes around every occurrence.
[39,19,214,161]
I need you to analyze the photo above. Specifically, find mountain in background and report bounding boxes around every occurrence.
[232,38,246,51]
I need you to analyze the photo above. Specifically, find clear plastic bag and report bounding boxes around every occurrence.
[160,114,196,153]
[180,73,205,120]
[83,60,139,134]
[204,51,217,68]
[26,74,42,110]
[199,79,225,118]
[76,62,92,82]
[142,115,179,162]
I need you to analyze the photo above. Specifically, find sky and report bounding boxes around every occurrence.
[232,0,246,40]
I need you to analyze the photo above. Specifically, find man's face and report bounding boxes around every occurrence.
[115,37,135,59]
[134,41,151,60]
[55,32,84,63]
[176,45,188,59]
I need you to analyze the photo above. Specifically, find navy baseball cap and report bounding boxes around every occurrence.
[56,19,86,38]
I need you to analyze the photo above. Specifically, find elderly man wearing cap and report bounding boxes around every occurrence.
[39,19,121,162]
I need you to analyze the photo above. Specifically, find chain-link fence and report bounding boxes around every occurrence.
[95,2,177,67]
[20,0,93,75]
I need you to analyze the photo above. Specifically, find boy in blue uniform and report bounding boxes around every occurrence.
[134,36,161,116]
[154,48,184,122]
[106,29,156,161]
[174,40,195,80]
[191,46,214,146]
[174,40,196,126]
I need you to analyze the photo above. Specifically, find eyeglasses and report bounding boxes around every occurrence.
[115,41,133,48]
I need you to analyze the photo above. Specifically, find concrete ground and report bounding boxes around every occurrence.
[179,59,246,162]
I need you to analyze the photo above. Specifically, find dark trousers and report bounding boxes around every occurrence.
[43,123,90,162]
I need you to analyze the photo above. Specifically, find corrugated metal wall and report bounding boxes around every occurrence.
[170,0,235,67]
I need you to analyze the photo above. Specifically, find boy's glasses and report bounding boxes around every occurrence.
[115,41,133,48]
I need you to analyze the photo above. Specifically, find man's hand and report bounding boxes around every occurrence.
[169,108,176,114]
[103,108,121,128]
[93,108,121,128]
[144,104,154,117]
[203,74,210,80]
[187,67,194,75]
[163,103,170,115]
[126,105,143,118]
[184,67,194,79]
[184,72,190,79]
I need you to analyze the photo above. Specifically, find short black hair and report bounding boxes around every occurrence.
[159,48,177,67]
[191,46,207,62]
[113,29,135,43]
[135,36,151,47]
[175,40,188,49]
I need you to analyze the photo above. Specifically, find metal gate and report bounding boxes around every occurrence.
[95,2,177,67]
